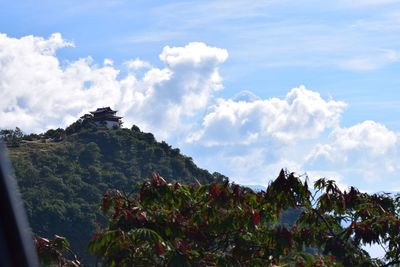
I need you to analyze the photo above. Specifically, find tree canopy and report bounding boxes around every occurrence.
[37,171,400,266]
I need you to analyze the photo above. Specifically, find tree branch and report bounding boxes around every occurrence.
[312,208,337,238]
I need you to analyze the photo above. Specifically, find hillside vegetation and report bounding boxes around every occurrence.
[3,117,217,261]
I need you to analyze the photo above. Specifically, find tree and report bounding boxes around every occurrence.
[86,170,400,266]
[65,114,96,135]
[79,142,101,165]
[35,235,82,267]
[44,128,66,141]
[0,127,24,147]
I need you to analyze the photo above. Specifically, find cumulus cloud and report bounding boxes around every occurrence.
[124,58,152,70]
[229,155,302,186]
[188,86,346,145]
[0,33,131,132]
[307,120,398,162]
[160,42,228,68]
[332,120,398,154]
[0,34,227,139]
[103,58,114,66]
[305,121,400,187]
[121,42,228,138]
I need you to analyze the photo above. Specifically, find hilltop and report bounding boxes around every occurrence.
[4,116,218,261]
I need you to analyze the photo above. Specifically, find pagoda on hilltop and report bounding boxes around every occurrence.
[90,107,123,128]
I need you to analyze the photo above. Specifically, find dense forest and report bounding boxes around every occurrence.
[1,116,219,262]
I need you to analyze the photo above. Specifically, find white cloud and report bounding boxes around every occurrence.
[188,86,346,145]
[305,121,400,188]
[124,58,152,70]
[306,144,336,162]
[160,42,228,68]
[121,42,228,138]
[103,58,114,66]
[337,49,400,71]
[308,120,398,161]
[0,34,227,140]
[332,120,398,154]
[194,146,302,187]
[230,156,302,186]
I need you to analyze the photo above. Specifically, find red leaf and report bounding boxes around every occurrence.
[210,183,219,198]
[154,242,165,255]
[36,237,50,247]
[174,182,182,190]
[151,173,158,186]
[151,172,167,187]
[158,175,167,185]
[252,211,261,225]
[137,211,148,223]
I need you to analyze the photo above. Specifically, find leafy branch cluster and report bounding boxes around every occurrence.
[81,170,400,266]
[35,235,81,267]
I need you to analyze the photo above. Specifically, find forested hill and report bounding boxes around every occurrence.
[3,117,218,261]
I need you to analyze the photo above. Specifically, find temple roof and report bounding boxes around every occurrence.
[90,107,117,114]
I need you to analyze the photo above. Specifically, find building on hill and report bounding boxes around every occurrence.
[90,107,123,128]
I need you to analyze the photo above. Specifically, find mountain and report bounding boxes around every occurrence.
[4,117,217,262]
[243,184,267,192]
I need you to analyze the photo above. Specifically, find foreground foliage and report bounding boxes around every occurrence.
[82,171,400,266]
[35,235,81,267]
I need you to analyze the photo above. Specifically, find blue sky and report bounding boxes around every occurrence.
[1,0,400,196]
